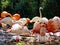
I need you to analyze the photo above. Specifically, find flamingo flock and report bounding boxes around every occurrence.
[0,11,60,43]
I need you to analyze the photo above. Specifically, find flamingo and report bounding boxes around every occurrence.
[6,18,30,35]
[31,7,48,34]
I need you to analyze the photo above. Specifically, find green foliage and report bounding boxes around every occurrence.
[16,42,23,45]
[40,0,60,19]
[1,0,10,11]
[0,0,39,19]
[0,0,60,19]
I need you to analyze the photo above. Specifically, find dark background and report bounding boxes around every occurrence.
[0,0,60,19]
